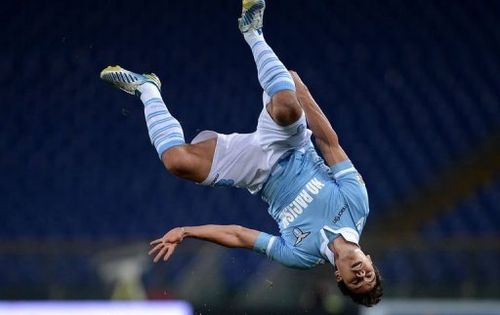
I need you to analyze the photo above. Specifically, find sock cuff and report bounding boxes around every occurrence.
[268,80,296,97]
[157,139,185,159]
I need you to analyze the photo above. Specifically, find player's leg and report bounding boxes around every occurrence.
[100,66,214,183]
[161,138,215,183]
[239,0,302,127]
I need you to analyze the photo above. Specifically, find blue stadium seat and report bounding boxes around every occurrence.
[1,0,499,294]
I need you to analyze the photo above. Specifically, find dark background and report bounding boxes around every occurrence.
[1,1,499,314]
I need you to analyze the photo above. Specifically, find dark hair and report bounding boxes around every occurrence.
[337,264,383,307]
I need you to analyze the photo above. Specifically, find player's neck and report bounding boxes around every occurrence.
[330,235,360,259]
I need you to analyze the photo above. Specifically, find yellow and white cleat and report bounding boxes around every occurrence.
[238,0,266,33]
[100,65,161,96]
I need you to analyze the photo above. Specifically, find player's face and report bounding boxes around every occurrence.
[335,252,376,294]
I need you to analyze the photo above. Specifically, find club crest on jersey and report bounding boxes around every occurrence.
[279,177,325,229]
[293,227,310,246]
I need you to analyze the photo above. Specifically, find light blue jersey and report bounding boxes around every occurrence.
[253,144,370,269]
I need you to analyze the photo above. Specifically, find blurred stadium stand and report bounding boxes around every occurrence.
[1,0,499,313]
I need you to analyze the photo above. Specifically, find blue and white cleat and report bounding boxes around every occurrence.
[238,0,266,33]
[100,65,161,96]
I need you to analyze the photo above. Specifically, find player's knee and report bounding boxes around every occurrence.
[270,91,303,126]
[161,146,192,177]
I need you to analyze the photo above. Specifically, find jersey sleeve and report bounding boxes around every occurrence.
[253,232,317,269]
[329,159,357,179]
[330,159,370,227]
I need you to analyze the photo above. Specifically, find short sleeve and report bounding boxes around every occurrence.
[253,232,318,269]
[253,232,276,255]
[329,159,357,180]
[330,160,370,229]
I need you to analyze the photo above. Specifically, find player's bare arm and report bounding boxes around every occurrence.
[290,71,348,166]
[149,225,260,262]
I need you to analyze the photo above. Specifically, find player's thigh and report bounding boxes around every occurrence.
[257,91,311,150]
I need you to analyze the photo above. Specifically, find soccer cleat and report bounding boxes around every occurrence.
[238,0,266,33]
[100,65,161,96]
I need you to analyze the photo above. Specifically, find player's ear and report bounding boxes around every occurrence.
[335,269,342,282]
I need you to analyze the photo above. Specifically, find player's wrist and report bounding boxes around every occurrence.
[179,226,187,240]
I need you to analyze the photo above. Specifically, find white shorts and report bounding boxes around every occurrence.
[191,92,312,194]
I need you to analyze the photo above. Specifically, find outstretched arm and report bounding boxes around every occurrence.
[149,224,260,262]
[290,71,349,166]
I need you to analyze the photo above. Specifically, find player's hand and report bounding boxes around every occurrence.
[148,227,185,263]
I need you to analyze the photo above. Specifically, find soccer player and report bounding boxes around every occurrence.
[100,0,382,307]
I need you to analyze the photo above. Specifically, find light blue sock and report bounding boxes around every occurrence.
[244,29,295,96]
[139,84,185,159]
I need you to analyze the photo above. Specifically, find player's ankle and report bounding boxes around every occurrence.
[243,29,265,48]
[244,29,263,40]
[138,82,159,94]
[139,82,162,103]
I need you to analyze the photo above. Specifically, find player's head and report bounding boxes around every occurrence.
[334,251,383,306]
